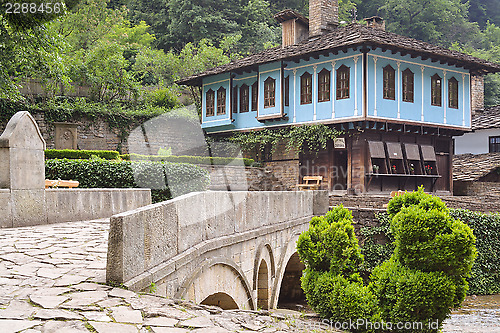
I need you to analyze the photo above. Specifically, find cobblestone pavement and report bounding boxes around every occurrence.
[0,219,339,333]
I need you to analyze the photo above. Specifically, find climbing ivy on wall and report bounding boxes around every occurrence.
[226,124,343,158]
[0,99,26,125]
[0,97,177,143]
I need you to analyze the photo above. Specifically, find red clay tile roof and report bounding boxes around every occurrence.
[472,105,500,130]
[177,24,500,86]
[453,152,500,181]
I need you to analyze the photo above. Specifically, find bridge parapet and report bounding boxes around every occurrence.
[106,190,328,309]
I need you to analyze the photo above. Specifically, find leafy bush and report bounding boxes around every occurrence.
[391,206,476,276]
[145,87,180,109]
[371,258,467,329]
[358,212,394,277]
[45,159,210,203]
[120,153,256,167]
[361,209,500,296]
[45,149,120,160]
[301,190,477,332]
[297,205,378,327]
[301,270,378,324]
[370,188,477,331]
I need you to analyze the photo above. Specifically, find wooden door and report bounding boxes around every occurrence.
[332,150,348,190]
[435,154,450,191]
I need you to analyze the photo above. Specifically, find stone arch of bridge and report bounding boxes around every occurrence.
[200,292,239,310]
[177,257,255,310]
[253,243,275,310]
[270,234,305,309]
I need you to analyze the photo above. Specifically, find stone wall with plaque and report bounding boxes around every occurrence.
[54,122,78,150]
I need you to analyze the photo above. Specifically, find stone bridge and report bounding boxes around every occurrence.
[106,191,328,310]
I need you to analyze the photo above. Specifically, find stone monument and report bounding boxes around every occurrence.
[0,111,47,227]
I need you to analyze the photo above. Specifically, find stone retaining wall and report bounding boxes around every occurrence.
[199,165,284,191]
[0,110,207,155]
[330,194,500,214]
[454,180,500,197]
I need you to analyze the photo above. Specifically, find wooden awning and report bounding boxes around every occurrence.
[420,145,437,161]
[404,143,421,160]
[386,142,404,160]
[368,141,386,159]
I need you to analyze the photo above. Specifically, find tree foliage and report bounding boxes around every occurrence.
[0,0,80,100]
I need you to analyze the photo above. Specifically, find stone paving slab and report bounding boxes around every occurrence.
[0,218,340,333]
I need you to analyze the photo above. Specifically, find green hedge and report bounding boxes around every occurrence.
[45,159,210,203]
[45,149,258,167]
[120,153,257,167]
[360,209,500,296]
[449,209,500,295]
[45,149,120,160]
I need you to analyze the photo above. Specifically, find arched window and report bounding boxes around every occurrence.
[264,77,276,108]
[448,77,459,109]
[251,81,258,111]
[402,68,414,103]
[383,65,395,100]
[300,72,312,104]
[217,87,226,115]
[206,89,215,117]
[240,84,249,113]
[431,74,442,107]
[336,65,350,100]
[318,68,331,102]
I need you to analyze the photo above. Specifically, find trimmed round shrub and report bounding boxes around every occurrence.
[392,206,476,276]
[370,188,477,332]
[302,269,377,324]
[371,258,465,329]
[297,205,378,328]
[387,187,448,219]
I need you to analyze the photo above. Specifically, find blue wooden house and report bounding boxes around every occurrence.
[178,0,500,194]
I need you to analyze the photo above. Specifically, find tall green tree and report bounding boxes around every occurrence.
[126,0,171,51]
[49,0,158,101]
[453,22,500,107]
[0,0,79,100]
[378,0,479,47]
[468,0,500,29]
[127,0,280,54]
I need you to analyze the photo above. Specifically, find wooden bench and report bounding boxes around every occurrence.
[45,179,79,189]
[297,176,323,191]
[390,190,405,198]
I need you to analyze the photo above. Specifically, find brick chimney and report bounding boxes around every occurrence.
[274,9,309,47]
[471,75,485,114]
[309,0,339,38]
[364,16,385,31]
